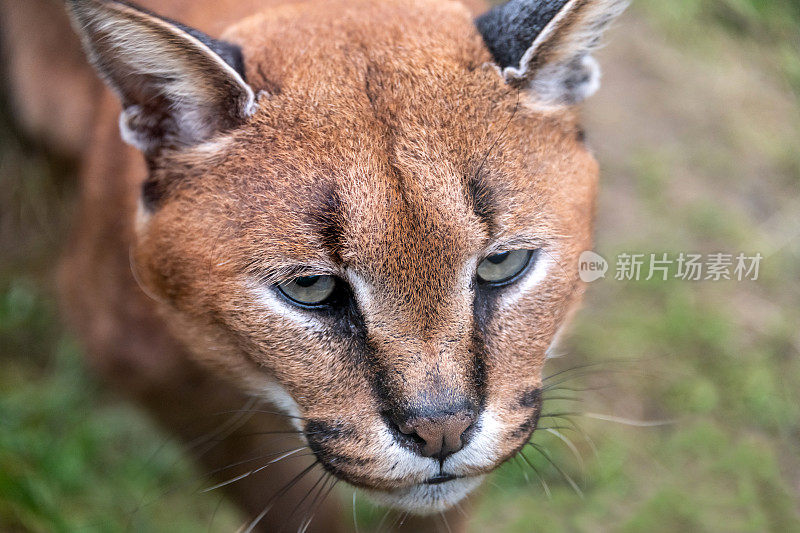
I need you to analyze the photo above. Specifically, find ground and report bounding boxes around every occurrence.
[1,0,799,531]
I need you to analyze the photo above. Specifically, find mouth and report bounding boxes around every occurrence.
[423,473,459,485]
[302,408,514,512]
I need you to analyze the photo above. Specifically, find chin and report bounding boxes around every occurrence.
[364,476,485,515]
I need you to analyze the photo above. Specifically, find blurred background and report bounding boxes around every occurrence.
[1,0,799,531]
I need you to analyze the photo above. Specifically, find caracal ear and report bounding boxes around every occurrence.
[476,0,629,107]
[66,0,257,155]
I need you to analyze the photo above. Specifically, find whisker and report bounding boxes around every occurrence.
[581,412,676,427]
[120,444,311,528]
[487,478,506,493]
[544,428,586,477]
[206,494,225,533]
[540,394,584,402]
[283,470,328,532]
[202,429,307,442]
[211,408,307,421]
[545,410,675,427]
[473,90,521,182]
[543,358,640,382]
[388,508,406,531]
[125,398,261,525]
[518,450,551,499]
[544,352,673,386]
[541,368,633,392]
[538,416,600,459]
[243,461,319,533]
[352,490,360,533]
[202,447,307,493]
[513,455,531,484]
[538,425,579,431]
[543,383,615,393]
[298,474,337,533]
[197,444,311,485]
[539,411,582,418]
[439,510,453,533]
[541,361,665,395]
[376,506,393,532]
[527,442,584,499]
[192,397,260,453]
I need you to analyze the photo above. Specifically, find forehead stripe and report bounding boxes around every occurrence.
[466,175,497,234]
[307,185,345,261]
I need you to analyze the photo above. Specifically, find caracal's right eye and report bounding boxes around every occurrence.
[476,249,535,285]
[278,275,337,306]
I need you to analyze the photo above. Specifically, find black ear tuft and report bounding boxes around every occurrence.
[107,0,248,79]
[67,0,256,155]
[190,33,247,81]
[475,0,628,106]
[476,0,568,72]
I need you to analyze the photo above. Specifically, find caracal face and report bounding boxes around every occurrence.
[68,0,625,513]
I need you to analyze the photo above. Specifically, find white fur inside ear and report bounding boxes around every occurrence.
[574,55,601,100]
[523,53,602,107]
[69,0,256,153]
[493,0,627,106]
[119,106,156,152]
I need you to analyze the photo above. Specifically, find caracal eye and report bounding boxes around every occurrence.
[476,249,535,285]
[278,275,336,306]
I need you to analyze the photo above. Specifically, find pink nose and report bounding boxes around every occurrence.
[393,409,476,460]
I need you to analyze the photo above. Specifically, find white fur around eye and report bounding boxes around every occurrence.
[344,270,373,311]
[247,278,328,333]
[497,252,552,309]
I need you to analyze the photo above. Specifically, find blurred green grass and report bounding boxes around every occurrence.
[1,0,799,531]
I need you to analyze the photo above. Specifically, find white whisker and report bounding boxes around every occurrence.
[201,447,305,493]
[544,428,585,473]
[582,413,676,427]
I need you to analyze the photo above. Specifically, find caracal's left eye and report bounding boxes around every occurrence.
[278,275,337,306]
[476,249,535,285]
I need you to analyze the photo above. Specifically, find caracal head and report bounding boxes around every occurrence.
[68,0,626,513]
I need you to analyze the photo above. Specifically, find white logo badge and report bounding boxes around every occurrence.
[579,251,608,282]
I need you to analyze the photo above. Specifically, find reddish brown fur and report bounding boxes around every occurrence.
[3,0,602,530]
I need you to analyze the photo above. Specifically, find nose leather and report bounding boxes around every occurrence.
[397,410,476,459]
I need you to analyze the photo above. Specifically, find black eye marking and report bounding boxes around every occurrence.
[469,326,489,404]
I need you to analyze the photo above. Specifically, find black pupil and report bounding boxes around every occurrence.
[295,276,320,288]
[487,252,510,265]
